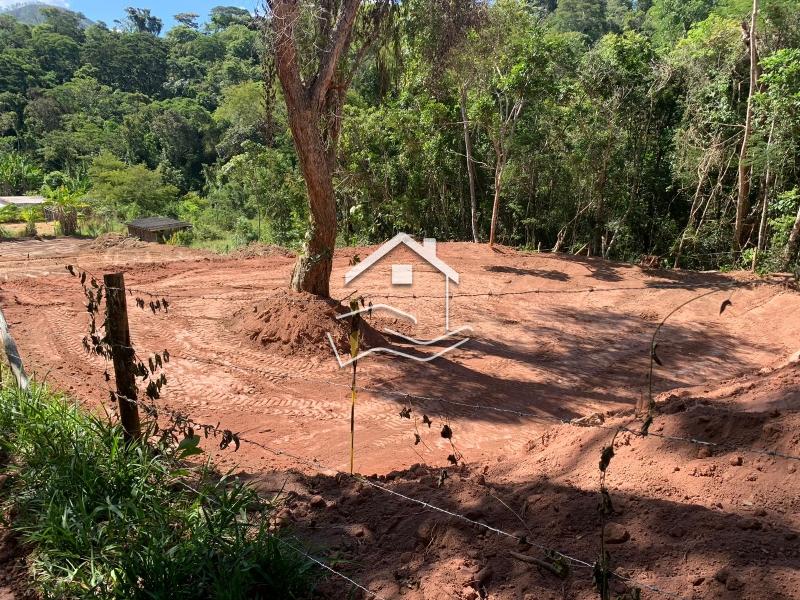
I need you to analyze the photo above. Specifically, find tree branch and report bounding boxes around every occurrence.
[309,0,361,110]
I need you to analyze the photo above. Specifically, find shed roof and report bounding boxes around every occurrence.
[127,217,192,232]
[0,196,46,206]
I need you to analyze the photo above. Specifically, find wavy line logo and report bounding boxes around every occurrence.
[327,233,471,367]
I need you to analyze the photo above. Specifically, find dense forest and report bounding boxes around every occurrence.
[1,0,799,272]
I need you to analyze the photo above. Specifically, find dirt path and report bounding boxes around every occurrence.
[1,238,798,477]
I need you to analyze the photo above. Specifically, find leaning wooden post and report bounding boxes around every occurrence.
[0,305,29,390]
[103,273,141,441]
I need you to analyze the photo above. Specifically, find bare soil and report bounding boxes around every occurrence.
[0,524,34,600]
[229,289,389,359]
[1,237,799,599]
[88,232,148,251]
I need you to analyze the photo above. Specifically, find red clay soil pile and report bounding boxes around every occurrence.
[228,242,295,259]
[90,232,147,251]
[231,289,387,360]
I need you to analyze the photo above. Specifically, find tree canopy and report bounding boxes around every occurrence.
[0,0,798,273]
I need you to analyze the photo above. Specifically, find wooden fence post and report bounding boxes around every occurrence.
[0,305,29,390]
[103,273,141,441]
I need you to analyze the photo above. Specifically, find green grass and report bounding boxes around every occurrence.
[0,380,316,599]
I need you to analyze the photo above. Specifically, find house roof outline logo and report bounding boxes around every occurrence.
[328,232,471,368]
[343,232,460,286]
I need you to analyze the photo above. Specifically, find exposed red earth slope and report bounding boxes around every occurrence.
[1,237,798,598]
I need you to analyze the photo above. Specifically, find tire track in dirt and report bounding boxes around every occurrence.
[3,239,800,476]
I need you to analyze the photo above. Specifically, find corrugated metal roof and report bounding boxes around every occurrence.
[127,217,192,232]
[0,196,46,206]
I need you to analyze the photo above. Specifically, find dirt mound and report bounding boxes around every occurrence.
[228,242,295,259]
[281,365,800,600]
[90,232,147,251]
[231,289,388,360]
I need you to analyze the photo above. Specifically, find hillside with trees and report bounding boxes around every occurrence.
[1,0,799,274]
[3,3,800,598]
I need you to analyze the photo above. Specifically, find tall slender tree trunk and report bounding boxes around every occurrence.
[674,154,713,268]
[752,118,775,270]
[487,98,523,248]
[460,87,479,243]
[734,0,759,250]
[489,143,505,247]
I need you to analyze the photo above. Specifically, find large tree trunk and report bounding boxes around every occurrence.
[267,0,362,297]
[734,0,759,250]
[460,87,479,243]
[287,110,338,295]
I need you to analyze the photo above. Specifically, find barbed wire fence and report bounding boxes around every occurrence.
[1,264,799,599]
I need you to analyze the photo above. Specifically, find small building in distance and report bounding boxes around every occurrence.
[127,217,191,243]
[0,196,55,221]
[0,195,47,210]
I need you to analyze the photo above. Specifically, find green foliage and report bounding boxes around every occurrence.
[232,215,258,247]
[0,380,316,599]
[550,0,609,41]
[0,0,798,266]
[0,204,20,223]
[645,0,718,49]
[0,151,42,194]
[213,81,266,159]
[20,205,39,236]
[168,227,195,246]
[86,152,179,220]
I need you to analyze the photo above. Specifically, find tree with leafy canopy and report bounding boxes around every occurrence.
[550,0,608,42]
[86,151,179,221]
[0,151,42,194]
[208,6,252,32]
[120,7,163,36]
[174,13,200,29]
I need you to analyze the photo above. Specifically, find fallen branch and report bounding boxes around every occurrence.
[509,551,568,578]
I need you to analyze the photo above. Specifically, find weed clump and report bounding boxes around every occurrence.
[0,381,315,599]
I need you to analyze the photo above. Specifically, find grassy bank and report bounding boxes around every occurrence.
[0,381,315,599]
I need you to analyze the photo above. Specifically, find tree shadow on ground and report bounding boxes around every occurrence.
[531,252,751,289]
[259,396,800,599]
[365,304,779,427]
[276,462,797,598]
[484,265,571,281]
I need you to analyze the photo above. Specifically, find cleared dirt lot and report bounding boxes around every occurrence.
[1,236,799,475]
[2,237,800,599]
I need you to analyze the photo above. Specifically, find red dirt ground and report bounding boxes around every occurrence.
[1,237,799,599]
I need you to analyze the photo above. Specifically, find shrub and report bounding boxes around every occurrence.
[232,215,257,248]
[0,204,19,223]
[168,228,195,246]
[23,215,37,237]
[0,381,316,599]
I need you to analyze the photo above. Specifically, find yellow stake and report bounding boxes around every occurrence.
[348,300,361,474]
